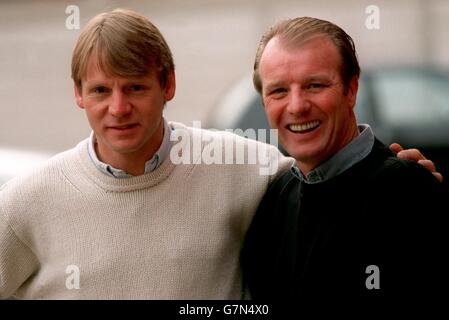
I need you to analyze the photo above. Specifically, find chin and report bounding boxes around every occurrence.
[109,141,143,154]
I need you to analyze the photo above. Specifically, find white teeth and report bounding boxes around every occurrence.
[289,121,321,132]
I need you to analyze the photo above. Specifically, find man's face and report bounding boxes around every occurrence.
[259,35,358,174]
[74,55,175,161]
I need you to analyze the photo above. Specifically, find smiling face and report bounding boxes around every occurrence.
[74,54,175,163]
[259,35,359,175]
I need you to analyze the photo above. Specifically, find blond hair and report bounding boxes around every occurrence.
[71,8,174,90]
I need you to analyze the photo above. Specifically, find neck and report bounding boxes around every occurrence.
[297,122,360,178]
[95,122,164,176]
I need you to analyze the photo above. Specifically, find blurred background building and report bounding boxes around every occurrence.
[0,0,448,179]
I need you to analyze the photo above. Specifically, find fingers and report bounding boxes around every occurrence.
[390,143,426,161]
[390,143,443,182]
[396,149,426,162]
[389,143,403,154]
[417,159,436,173]
[432,172,444,183]
[403,155,443,182]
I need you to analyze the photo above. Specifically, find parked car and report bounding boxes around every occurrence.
[207,66,449,186]
[0,147,52,185]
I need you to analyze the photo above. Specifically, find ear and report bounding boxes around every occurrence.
[74,84,85,109]
[163,71,176,101]
[347,75,359,109]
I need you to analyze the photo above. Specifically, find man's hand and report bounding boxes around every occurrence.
[390,143,443,182]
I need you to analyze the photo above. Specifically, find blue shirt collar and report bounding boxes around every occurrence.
[291,124,375,184]
[87,118,172,178]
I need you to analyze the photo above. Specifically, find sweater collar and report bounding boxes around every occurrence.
[87,118,172,178]
[291,124,375,184]
[74,122,192,192]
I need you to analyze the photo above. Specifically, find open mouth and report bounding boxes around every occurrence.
[288,120,321,134]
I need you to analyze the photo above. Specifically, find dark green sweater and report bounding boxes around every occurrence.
[242,139,447,302]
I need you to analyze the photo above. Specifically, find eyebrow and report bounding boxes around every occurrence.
[84,77,152,88]
[82,82,108,93]
[264,74,333,91]
[303,74,333,82]
[264,81,284,92]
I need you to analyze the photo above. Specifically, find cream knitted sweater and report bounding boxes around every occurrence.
[0,122,293,299]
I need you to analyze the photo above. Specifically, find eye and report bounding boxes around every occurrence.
[131,85,143,91]
[308,83,323,89]
[307,83,329,91]
[128,84,145,93]
[269,87,288,97]
[93,86,108,94]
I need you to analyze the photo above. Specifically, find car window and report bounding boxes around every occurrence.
[370,70,449,126]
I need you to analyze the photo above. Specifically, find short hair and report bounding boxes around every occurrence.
[71,8,174,91]
[253,17,360,94]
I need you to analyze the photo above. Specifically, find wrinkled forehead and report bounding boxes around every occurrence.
[267,34,343,69]
[264,34,340,60]
[258,35,345,89]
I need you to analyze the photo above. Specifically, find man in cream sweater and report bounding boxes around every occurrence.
[0,9,438,299]
[0,8,292,299]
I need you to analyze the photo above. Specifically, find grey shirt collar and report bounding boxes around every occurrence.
[87,118,172,178]
[291,124,375,184]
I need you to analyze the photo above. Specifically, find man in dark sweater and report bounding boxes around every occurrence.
[241,17,447,303]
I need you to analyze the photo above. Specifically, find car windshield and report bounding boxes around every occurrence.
[370,70,449,127]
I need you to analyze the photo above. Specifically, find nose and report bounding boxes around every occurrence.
[109,90,132,117]
[286,88,311,115]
